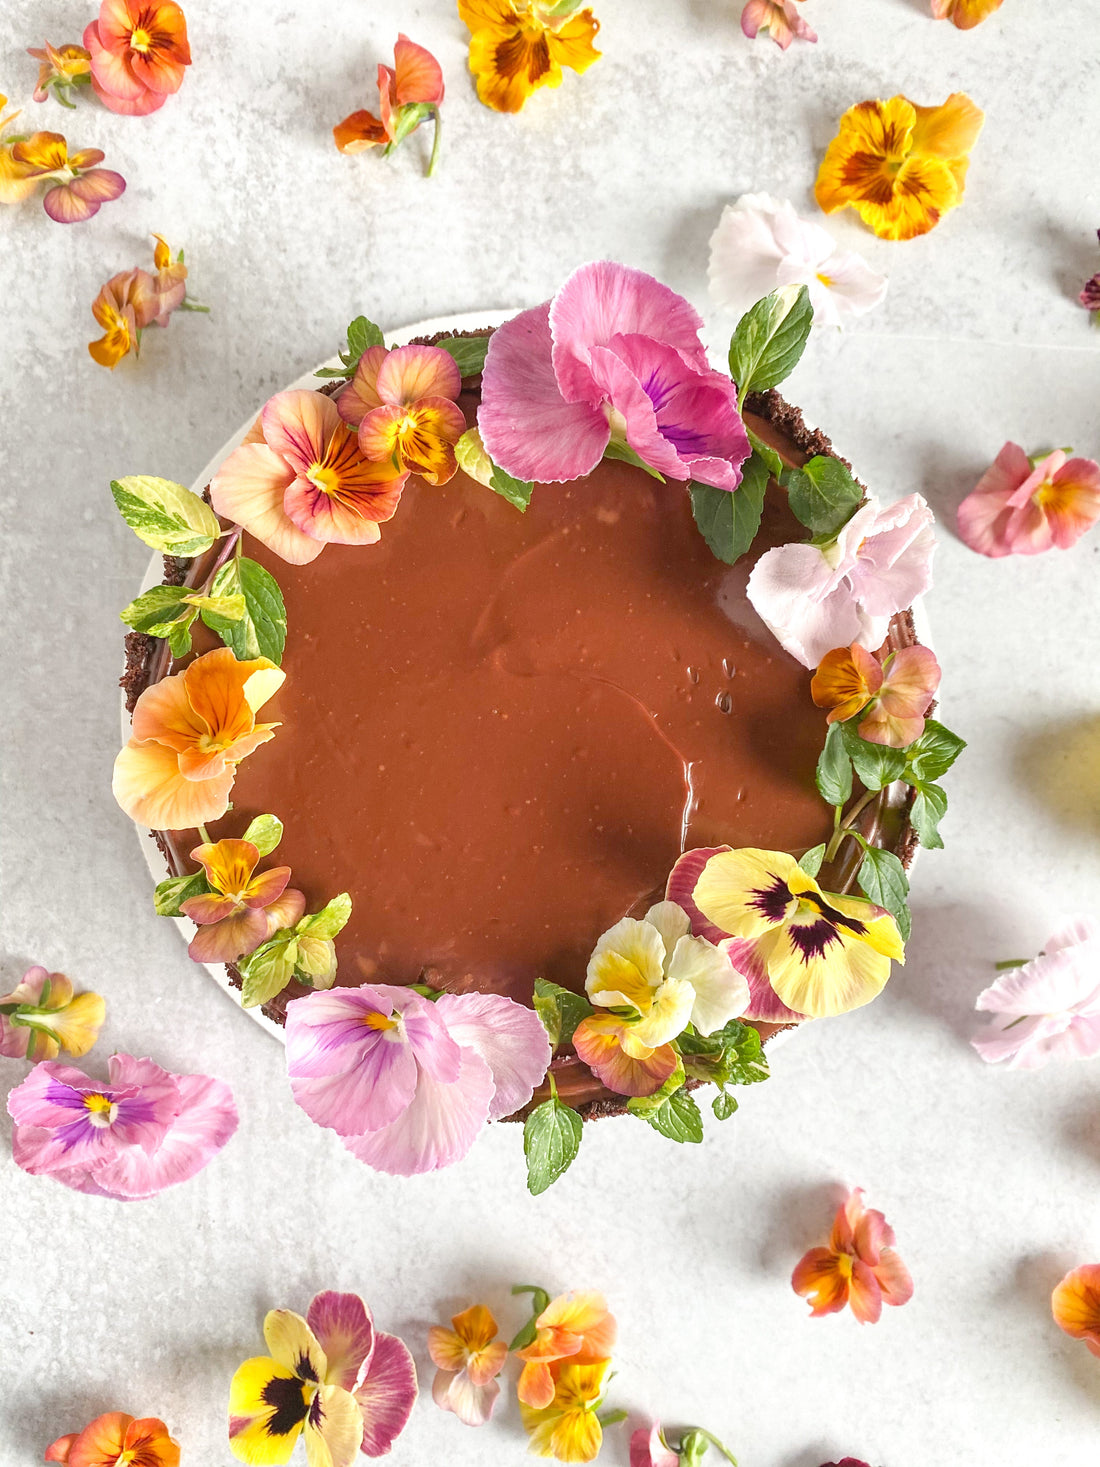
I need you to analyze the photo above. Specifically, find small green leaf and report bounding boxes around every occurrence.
[644,1086,704,1143]
[119,583,193,635]
[238,934,298,1007]
[111,476,221,556]
[436,335,490,377]
[294,935,338,986]
[905,720,967,783]
[816,723,853,807]
[490,463,534,512]
[346,315,385,360]
[242,813,283,857]
[857,845,911,942]
[842,725,907,791]
[626,1059,687,1119]
[712,1090,738,1121]
[532,979,594,1051]
[909,781,948,850]
[203,556,287,665]
[679,1019,769,1088]
[689,451,769,565]
[746,428,785,480]
[784,456,862,539]
[603,438,665,481]
[728,285,813,399]
[298,893,352,941]
[798,843,826,878]
[166,617,195,659]
[154,871,208,918]
[185,592,246,622]
[524,1097,583,1195]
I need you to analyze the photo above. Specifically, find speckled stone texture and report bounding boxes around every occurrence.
[1,3,1099,1465]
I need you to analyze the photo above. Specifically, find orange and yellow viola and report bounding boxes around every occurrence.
[334,34,445,175]
[28,41,93,105]
[792,1187,914,1324]
[0,967,105,1062]
[458,0,601,114]
[520,1359,613,1463]
[0,128,125,223]
[811,643,941,748]
[45,1412,179,1467]
[83,0,192,116]
[930,0,1004,27]
[515,1292,617,1410]
[182,837,304,964]
[337,344,467,486]
[428,1303,508,1425]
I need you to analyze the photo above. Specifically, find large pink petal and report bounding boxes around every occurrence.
[354,1332,418,1455]
[285,993,420,1136]
[261,389,335,475]
[1046,918,1100,955]
[343,1049,494,1175]
[549,261,709,406]
[974,944,1100,1019]
[433,992,551,1120]
[42,184,98,224]
[851,495,936,617]
[210,441,324,566]
[92,1072,238,1199]
[477,303,610,484]
[70,169,126,203]
[337,347,390,427]
[374,344,461,408]
[956,443,1030,556]
[746,545,867,668]
[83,19,146,101]
[307,1292,375,1391]
[281,476,397,547]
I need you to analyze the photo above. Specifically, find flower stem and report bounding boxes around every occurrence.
[994,958,1029,970]
[427,106,442,178]
[200,525,242,596]
[824,787,877,863]
[197,825,212,844]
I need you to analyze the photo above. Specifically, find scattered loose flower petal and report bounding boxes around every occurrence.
[709,194,887,329]
[811,643,941,747]
[972,918,1100,1069]
[113,646,285,830]
[516,1292,617,1411]
[45,1412,179,1466]
[28,42,92,106]
[429,1303,508,1426]
[520,1359,613,1463]
[284,983,551,1175]
[337,344,466,485]
[741,0,817,49]
[956,442,1100,558]
[816,93,984,240]
[8,1053,237,1200]
[0,966,105,1062]
[931,0,1004,27]
[210,390,407,565]
[667,847,905,1021]
[1,129,124,222]
[182,838,304,964]
[459,0,602,114]
[479,261,749,488]
[631,1422,739,1467]
[334,34,445,176]
[747,493,936,669]
[1052,1265,1100,1357]
[83,0,192,116]
[792,1188,913,1323]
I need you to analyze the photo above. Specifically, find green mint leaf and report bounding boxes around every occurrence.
[111,476,221,557]
[185,592,246,622]
[524,1097,583,1195]
[119,583,194,635]
[857,846,911,942]
[842,724,908,791]
[166,616,195,660]
[242,813,283,857]
[238,934,298,1007]
[784,455,862,539]
[436,334,490,377]
[712,1090,738,1121]
[532,979,594,1051]
[746,427,785,479]
[728,285,813,398]
[909,780,948,850]
[490,463,534,512]
[345,315,385,361]
[154,871,208,918]
[799,843,826,878]
[905,719,967,783]
[689,451,769,566]
[603,438,666,480]
[314,366,353,379]
[643,1086,704,1144]
[816,723,853,806]
[297,892,352,941]
[203,556,288,665]
[293,935,338,986]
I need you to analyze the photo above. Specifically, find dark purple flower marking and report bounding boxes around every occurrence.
[748,876,794,923]
[262,1373,309,1435]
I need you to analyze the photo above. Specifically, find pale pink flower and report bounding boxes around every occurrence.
[478,261,750,488]
[631,1423,680,1467]
[972,919,1100,1070]
[747,493,936,668]
[284,984,551,1176]
[741,0,817,50]
[709,194,887,329]
[8,1054,237,1200]
[956,442,1100,558]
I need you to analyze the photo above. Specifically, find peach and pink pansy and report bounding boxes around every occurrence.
[1052,1265,1100,1357]
[741,0,817,49]
[89,234,196,368]
[210,390,407,565]
[181,838,304,964]
[792,1188,914,1323]
[478,261,750,488]
[45,1412,179,1467]
[956,442,1100,558]
[429,1304,508,1426]
[631,1422,739,1467]
[0,128,124,222]
[667,847,904,1022]
[0,966,105,1062]
[8,1052,237,1200]
[28,41,93,105]
[84,0,192,116]
[284,983,550,1176]
[972,918,1100,1069]
[113,646,284,831]
[811,643,941,748]
[334,34,445,175]
[337,343,467,486]
[515,1292,617,1411]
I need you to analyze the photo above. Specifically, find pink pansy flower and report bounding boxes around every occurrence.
[747,493,936,669]
[478,261,750,489]
[337,343,467,486]
[631,1422,739,1466]
[428,1303,508,1426]
[83,0,192,117]
[284,984,551,1176]
[709,195,887,329]
[8,1053,237,1200]
[956,442,1100,558]
[0,966,105,1062]
[4,130,125,223]
[811,642,941,748]
[741,0,818,50]
[210,390,408,566]
[972,918,1100,1070]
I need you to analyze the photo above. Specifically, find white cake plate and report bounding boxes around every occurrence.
[124,308,930,1043]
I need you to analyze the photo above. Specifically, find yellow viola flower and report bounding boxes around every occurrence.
[815,92,984,241]
[520,1359,611,1463]
[458,0,601,115]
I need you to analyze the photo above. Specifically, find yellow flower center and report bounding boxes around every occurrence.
[816,271,834,288]
[363,1010,400,1032]
[84,1092,118,1127]
[1032,477,1059,509]
[130,27,153,52]
[306,461,340,497]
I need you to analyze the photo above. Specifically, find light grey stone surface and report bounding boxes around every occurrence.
[2,1,1099,1464]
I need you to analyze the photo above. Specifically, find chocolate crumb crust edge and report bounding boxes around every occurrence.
[119,329,922,1122]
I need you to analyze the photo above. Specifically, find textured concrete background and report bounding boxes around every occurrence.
[2,1,1100,1463]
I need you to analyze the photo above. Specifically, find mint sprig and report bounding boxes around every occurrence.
[524,1091,582,1195]
[201,555,287,666]
[784,455,862,540]
[728,284,813,400]
[315,315,386,378]
[689,451,769,566]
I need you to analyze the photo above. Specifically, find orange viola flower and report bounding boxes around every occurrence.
[572,1013,680,1097]
[113,647,284,831]
[792,1188,913,1324]
[516,1292,617,1410]
[519,1359,612,1463]
[89,269,157,368]
[930,0,1004,27]
[458,0,602,115]
[181,837,304,964]
[337,344,467,486]
[815,92,984,241]
[1052,1265,1100,1356]
[334,34,445,175]
[83,0,192,116]
[28,41,93,105]
[811,643,940,748]
[45,1411,179,1467]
